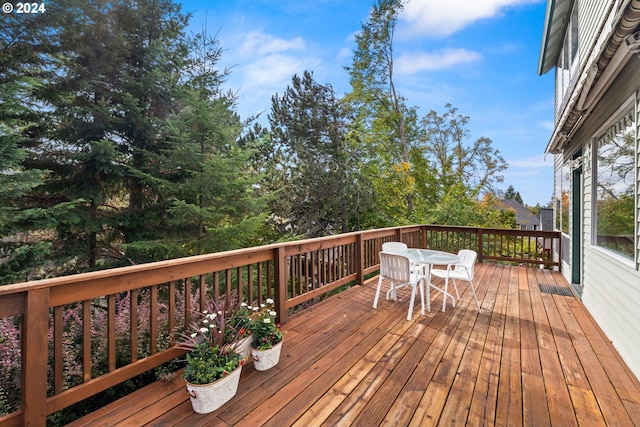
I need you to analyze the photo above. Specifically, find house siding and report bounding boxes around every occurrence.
[583,246,640,379]
[579,59,640,379]
[578,0,613,65]
[545,0,640,381]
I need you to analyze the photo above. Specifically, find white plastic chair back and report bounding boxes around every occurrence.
[382,241,407,252]
[379,252,411,283]
[455,249,477,280]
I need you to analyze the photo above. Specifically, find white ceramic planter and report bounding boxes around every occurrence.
[251,341,283,371]
[185,365,242,414]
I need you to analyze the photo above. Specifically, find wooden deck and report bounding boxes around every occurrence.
[69,264,640,426]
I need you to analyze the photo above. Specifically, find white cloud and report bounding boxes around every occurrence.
[240,31,306,56]
[400,0,542,38]
[242,54,318,88]
[396,48,482,74]
[223,30,322,119]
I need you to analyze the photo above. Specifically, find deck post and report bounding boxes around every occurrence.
[395,228,403,243]
[22,288,49,426]
[274,246,287,323]
[477,228,484,263]
[356,233,364,286]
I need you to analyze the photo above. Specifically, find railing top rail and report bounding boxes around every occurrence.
[0,225,422,296]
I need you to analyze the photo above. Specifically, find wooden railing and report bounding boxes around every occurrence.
[0,225,559,426]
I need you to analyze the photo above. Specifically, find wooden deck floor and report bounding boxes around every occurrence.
[69,264,640,426]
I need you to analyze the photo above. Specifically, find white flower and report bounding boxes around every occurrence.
[241,302,248,307]
[263,318,271,324]
[260,304,266,308]
[208,313,216,320]
[253,307,259,312]
[217,310,223,315]
[247,305,253,311]
[202,319,209,324]
[269,310,277,317]
[190,332,197,338]
[202,310,208,315]
[266,298,274,305]
[199,327,208,334]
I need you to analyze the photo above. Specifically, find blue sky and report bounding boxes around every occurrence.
[181,0,555,207]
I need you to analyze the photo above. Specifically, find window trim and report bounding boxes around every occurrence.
[590,95,637,263]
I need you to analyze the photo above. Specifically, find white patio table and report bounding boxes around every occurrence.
[383,248,460,311]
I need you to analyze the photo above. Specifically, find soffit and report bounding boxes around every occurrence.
[539,0,574,75]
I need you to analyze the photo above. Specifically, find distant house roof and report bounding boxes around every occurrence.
[500,199,541,227]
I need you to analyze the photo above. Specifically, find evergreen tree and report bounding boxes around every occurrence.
[0,3,78,283]
[3,0,191,277]
[504,185,523,204]
[144,30,266,257]
[269,71,371,237]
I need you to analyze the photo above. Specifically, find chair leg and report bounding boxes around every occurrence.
[424,277,431,312]
[451,279,461,300]
[385,281,397,301]
[373,276,383,309]
[407,283,416,320]
[469,279,481,313]
[442,274,449,312]
[419,279,425,316]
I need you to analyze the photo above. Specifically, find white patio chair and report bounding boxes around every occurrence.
[381,241,418,274]
[429,249,481,313]
[373,252,426,320]
[381,241,407,251]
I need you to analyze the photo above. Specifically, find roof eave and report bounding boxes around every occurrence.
[538,0,573,75]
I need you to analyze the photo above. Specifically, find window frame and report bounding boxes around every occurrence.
[591,97,637,264]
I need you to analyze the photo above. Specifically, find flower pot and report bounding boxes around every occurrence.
[251,341,283,371]
[185,365,242,414]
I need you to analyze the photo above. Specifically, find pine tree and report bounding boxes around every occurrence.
[145,30,266,257]
[8,0,190,276]
[0,3,77,283]
[269,71,371,237]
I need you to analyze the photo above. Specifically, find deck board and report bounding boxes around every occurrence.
[68,264,640,426]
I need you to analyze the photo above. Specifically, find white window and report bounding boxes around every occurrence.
[555,3,579,119]
[555,161,570,234]
[594,108,636,260]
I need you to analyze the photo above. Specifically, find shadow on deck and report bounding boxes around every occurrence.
[69,264,640,426]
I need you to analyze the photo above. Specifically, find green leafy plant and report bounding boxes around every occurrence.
[250,299,283,350]
[224,301,252,342]
[177,300,245,385]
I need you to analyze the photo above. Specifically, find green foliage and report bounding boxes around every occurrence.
[346,0,416,215]
[183,345,243,385]
[597,193,634,235]
[250,299,283,350]
[2,0,517,284]
[177,300,245,385]
[155,30,266,254]
[269,71,371,237]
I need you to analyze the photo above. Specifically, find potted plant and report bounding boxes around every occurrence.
[250,298,284,371]
[224,301,253,359]
[177,301,245,414]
